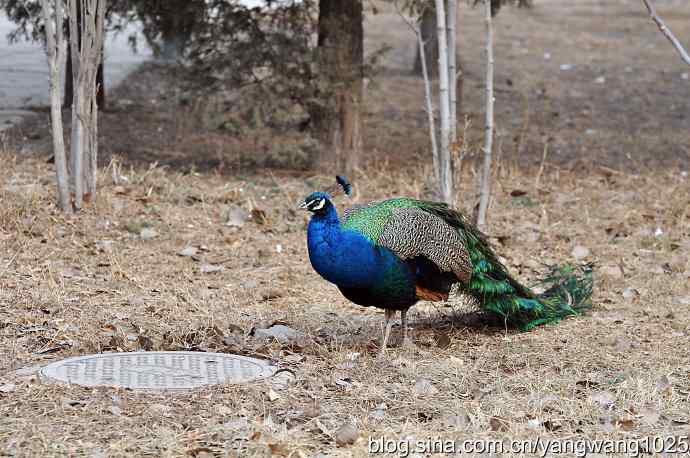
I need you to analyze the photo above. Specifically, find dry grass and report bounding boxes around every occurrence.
[1,0,690,455]
[1,153,688,456]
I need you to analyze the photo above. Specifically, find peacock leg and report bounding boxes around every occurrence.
[380,309,396,353]
[401,308,409,342]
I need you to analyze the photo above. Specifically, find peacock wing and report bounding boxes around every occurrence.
[378,207,473,284]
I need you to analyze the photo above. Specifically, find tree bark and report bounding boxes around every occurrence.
[40,0,71,213]
[435,0,454,205]
[477,0,495,229]
[64,13,104,109]
[317,0,364,177]
[69,0,106,207]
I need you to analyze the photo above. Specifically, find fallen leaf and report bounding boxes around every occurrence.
[614,418,636,430]
[489,416,510,432]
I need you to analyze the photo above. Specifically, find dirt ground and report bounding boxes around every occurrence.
[1,0,690,456]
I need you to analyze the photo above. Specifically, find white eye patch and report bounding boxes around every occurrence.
[311,199,326,210]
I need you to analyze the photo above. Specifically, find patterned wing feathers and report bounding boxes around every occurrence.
[378,208,473,283]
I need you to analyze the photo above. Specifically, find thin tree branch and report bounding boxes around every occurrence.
[641,0,690,65]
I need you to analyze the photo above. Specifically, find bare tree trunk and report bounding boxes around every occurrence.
[69,0,106,207]
[447,0,457,144]
[434,0,453,205]
[40,0,71,213]
[477,0,494,229]
[317,0,363,177]
[65,25,105,109]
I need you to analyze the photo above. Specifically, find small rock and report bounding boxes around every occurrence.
[613,337,633,352]
[225,205,249,227]
[682,72,689,80]
[0,383,16,393]
[178,246,198,257]
[527,418,541,429]
[622,287,638,300]
[590,391,616,408]
[254,325,304,343]
[595,76,606,84]
[95,240,114,253]
[334,424,359,447]
[571,245,590,259]
[414,377,438,396]
[200,264,224,274]
[676,296,690,306]
[560,63,573,71]
[370,408,386,421]
[139,227,158,240]
[266,388,280,402]
[443,410,471,429]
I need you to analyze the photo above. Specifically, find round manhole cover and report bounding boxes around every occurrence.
[40,351,277,390]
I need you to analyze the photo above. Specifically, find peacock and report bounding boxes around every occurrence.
[300,176,593,352]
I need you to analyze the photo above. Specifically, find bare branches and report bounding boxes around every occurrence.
[477,0,494,229]
[641,0,690,65]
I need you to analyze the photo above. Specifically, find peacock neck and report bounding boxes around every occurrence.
[307,206,385,289]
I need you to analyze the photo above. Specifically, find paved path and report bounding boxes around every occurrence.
[0,12,152,131]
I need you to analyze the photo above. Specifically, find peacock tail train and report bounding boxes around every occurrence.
[416,200,593,330]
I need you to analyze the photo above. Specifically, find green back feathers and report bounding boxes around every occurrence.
[342,198,420,242]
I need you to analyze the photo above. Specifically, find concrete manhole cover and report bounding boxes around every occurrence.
[40,351,277,390]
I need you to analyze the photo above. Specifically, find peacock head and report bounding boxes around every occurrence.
[299,191,333,214]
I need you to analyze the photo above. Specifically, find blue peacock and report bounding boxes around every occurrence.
[300,176,593,352]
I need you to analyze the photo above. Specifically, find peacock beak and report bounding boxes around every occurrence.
[298,201,308,210]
